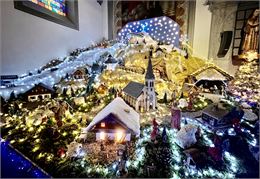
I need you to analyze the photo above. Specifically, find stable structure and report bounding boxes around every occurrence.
[188,64,234,96]
[182,83,199,98]
[190,63,234,81]
[122,55,157,112]
[24,83,55,102]
[83,97,140,142]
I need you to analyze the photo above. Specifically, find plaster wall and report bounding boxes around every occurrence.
[1,0,108,75]
[192,0,212,60]
[208,2,238,75]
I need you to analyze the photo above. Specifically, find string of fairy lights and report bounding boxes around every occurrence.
[1,16,258,178]
[2,114,250,178]
[0,43,126,99]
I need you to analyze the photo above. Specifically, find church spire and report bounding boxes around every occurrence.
[145,55,155,79]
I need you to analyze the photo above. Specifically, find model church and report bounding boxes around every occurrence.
[122,53,157,112]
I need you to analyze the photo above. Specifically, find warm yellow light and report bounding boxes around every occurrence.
[116,130,125,142]
[28,127,34,132]
[72,131,79,135]
[62,132,67,136]
[35,139,40,143]
[32,146,40,152]
[46,155,53,161]
[100,131,106,140]
[19,138,25,143]
[37,153,44,159]
[101,122,105,127]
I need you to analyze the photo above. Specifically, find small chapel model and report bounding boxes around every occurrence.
[122,51,157,112]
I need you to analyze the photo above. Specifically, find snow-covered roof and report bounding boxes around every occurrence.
[83,97,140,135]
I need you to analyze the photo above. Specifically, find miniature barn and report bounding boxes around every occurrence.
[24,83,55,102]
[82,97,140,142]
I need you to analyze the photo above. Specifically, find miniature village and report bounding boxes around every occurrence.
[0,16,259,178]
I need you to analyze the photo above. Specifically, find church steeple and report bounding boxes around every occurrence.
[144,50,156,111]
[145,55,155,79]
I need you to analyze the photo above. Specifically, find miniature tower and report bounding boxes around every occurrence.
[145,52,157,111]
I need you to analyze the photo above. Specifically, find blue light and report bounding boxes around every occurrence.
[117,16,180,47]
[1,139,50,178]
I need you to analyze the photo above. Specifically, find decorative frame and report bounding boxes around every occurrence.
[14,0,79,30]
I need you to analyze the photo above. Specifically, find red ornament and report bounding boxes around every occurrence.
[151,118,159,141]
[151,129,157,141]
[57,148,66,158]
[152,118,158,128]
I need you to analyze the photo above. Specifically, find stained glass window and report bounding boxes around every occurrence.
[29,0,67,16]
[14,0,78,30]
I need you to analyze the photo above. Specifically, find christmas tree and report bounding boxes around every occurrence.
[228,59,260,104]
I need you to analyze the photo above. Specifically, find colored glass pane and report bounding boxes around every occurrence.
[29,0,67,16]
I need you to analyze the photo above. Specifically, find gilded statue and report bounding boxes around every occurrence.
[240,9,259,55]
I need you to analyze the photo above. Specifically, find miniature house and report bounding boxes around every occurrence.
[71,68,87,80]
[122,56,157,112]
[24,83,55,102]
[201,103,232,130]
[83,97,140,142]
[104,55,118,71]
